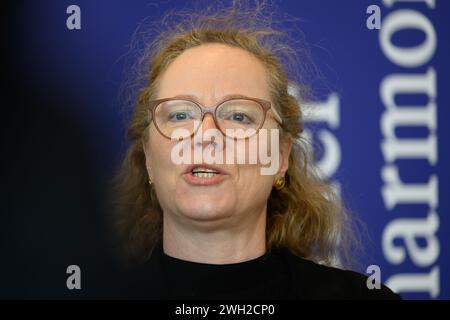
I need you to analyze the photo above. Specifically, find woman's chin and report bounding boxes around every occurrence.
[172,184,237,221]
[176,199,234,222]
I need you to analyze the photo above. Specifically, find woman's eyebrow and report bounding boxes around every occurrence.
[171,93,251,101]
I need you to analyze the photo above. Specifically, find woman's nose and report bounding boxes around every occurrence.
[193,112,225,149]
[199,113,218,132]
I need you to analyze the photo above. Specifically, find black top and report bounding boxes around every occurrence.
[120,242,400,300]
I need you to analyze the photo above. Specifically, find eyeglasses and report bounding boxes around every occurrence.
[147,95,283,139]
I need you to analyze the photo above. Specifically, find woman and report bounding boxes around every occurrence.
[113,2,400,299]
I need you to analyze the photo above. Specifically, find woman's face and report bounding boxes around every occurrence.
[144,43,290,228]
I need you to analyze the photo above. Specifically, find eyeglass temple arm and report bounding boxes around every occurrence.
[270,106,283,124]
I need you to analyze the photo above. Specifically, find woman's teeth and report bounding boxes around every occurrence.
[191,167,219,178]
[192,172,217,178]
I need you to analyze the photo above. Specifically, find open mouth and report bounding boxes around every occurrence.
[183,165,227,186]
[191,167,220,178]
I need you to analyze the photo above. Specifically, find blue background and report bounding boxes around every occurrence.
[2,0,449,299]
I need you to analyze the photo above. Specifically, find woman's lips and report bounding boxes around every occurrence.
[182,171,228,186]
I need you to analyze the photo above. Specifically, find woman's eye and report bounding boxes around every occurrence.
[169,111,190,121]
[229,112,252,124]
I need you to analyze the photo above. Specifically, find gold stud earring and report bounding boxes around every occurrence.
[148,177,153,186]
[274,176,285,190]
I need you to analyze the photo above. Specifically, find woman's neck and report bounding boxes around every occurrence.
[162,208,267,264]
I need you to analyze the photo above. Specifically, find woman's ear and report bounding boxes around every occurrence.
[278,136,293,177]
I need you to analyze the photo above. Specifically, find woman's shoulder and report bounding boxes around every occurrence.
[275,247,401,300]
